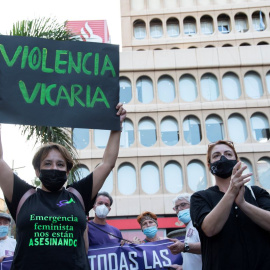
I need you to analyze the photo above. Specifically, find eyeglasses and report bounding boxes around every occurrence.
[208,140,234,148]
[173,202,189,211]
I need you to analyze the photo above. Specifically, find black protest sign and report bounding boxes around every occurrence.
[0,35,120,130]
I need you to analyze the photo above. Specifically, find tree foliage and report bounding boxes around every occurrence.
[9,17,74,40]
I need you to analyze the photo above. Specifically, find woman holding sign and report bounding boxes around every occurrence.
[0,102,126,270]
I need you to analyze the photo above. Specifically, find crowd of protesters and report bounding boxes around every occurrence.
[1,117,270,270]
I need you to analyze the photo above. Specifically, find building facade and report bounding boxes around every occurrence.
[74,0,270,239]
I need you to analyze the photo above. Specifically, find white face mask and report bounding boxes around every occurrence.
[95,204,109,218]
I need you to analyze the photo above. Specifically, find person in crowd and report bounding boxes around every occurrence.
[0,103,126,270]
[168,193,202,270]
[88,191,123,246]
[190,140,270,269]
[0,213,16,262]
[133,211,164,244]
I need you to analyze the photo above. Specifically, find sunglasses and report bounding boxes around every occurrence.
[208,140,234,148]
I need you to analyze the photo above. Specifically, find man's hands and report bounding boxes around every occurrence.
[167,238,184,255]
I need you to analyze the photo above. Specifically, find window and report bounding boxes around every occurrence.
[131,0,144,11]
[201,73,220,101]
[252,11,266,31]
[240,43,250,46]
[120,119,135,148]
[244,71,263,99]
[258,41,269,46]
[72,128,89,150]
[179,74,198,102]
[228,114,248,143]
[165,0,177,8]
[206,115,224,142]
[222,72,241,100]
[181,0,195,7]
[266,71,270,94]
[257,157,270,189]
[187,160,207,192]
[164,161,183,193]
[166,18,180,37]
[148,0,161,9]
[136,76,154,104]
[222,44,233,47]
[235,13,248,33]
[134,20,146,39]
[72,165,90,182]
[141,162,160,194]
[184,17,196,35]
[139,118,157,147]
[158,75,175,103]
[200,15,214,35]
[150,19,163,38]
[218,14,231,34]
[100,171,113,193]
[183,115,202,145]
[94,129,110,148]
[161,117,179,146]
[120,77,132,104]
[240,158,255,186]
[250,113,270,142]
[118,163,136,195]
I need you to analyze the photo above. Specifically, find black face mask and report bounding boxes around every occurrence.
[39,170,67,192]
[210,156,237,179]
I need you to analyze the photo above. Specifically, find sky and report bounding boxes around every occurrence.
[0,0,122,198]
[0,0,122,45]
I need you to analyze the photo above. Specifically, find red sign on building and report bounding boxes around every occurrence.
[66,20,110,43]
[107,217,185,230]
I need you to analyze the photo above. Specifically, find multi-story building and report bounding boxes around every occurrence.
[73,0,270,240]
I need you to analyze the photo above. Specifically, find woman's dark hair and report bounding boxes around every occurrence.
[32,143,74,172]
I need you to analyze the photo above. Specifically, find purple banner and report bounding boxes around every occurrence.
[1,239,183,270]
[1,257,13,270]
[88,239,183,270]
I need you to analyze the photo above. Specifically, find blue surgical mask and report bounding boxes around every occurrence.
[143,226,158,239]
[0,226,9,238]
[177,209,191,224]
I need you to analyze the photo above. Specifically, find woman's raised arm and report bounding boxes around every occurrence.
[91,103,126,199]
[0,125,14,202]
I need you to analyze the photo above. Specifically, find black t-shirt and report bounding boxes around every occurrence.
[190,185,270,270]
[5,173,95,270]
